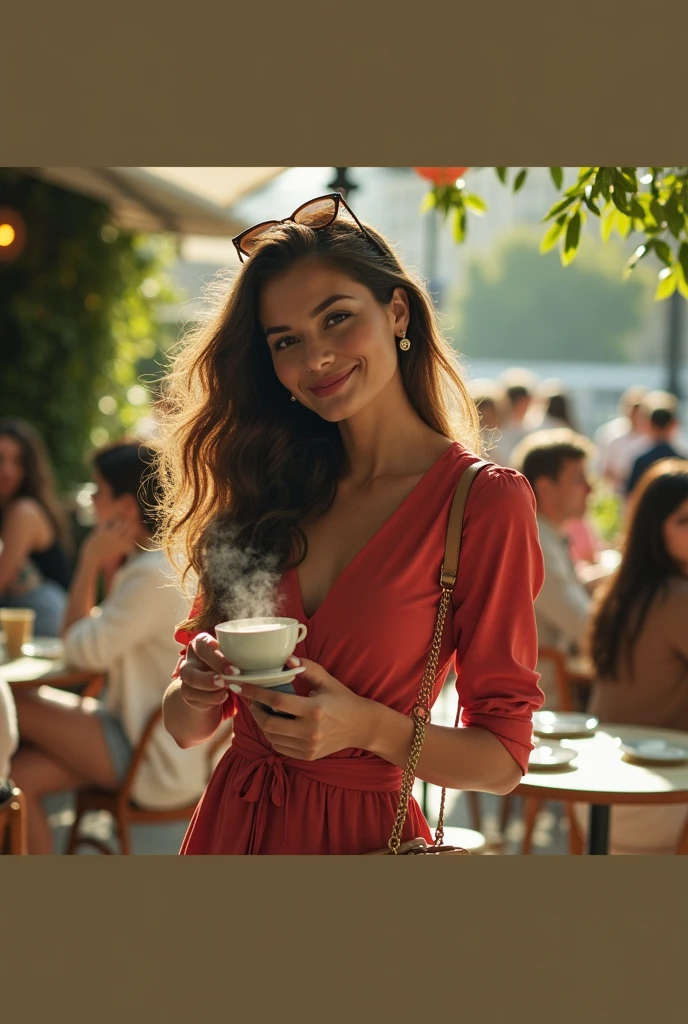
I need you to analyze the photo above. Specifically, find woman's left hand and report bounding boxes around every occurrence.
[231,656,378,760]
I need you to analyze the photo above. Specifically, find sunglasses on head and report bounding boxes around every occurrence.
[232,192,369,262]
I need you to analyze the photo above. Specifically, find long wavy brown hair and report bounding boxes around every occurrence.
[155,217,480,634]
[589,459,688,679]
[0,417,71,550]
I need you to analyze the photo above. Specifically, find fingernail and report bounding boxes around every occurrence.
[287,656,300,667]
[213,675,226,688]
[228,683,243,694]
[224,664,240,675]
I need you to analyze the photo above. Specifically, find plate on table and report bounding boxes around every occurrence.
[20,637,64,659]
[618,738,688,766]
[528,744,577,770]
[533,711,598,739]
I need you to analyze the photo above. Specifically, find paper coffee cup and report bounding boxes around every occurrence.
[0,608,36,660]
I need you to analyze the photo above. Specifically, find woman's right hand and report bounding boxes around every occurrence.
[178,633,239,712]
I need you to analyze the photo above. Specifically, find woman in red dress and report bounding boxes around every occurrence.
[159,194,545,854]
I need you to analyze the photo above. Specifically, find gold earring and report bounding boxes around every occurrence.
[398,330,411,352]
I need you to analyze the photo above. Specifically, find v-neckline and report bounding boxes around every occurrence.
[292,442,460,621]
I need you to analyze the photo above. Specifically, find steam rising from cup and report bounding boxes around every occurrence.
[203,521,285,622]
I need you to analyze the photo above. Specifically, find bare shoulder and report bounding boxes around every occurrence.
[3,497,50,529]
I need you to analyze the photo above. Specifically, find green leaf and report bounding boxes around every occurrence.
[600,206,616,243]
[452,204,467,242]
[653,239,673,266]
[583,193,601,216]
[614,168,638,192]
[655,266,679,301]
[420,190,437,213]
[561,211,581,265]
[678,243,688,285]
[495,167,508,184]
[665,196,683,237]
[542,193,578,222]
[463,193,488,215]
[616,212,631,238]
[611,188,631,215]
[549,167,564,189]
[540,215,567,253]
[650,199,666,227]
[513,169,528,193]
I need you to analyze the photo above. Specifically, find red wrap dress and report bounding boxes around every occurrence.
[174,445,545,854]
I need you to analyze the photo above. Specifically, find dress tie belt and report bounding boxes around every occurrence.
[229,732,404,853]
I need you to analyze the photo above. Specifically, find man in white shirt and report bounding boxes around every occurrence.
[594,385,649,494]
[495,368,539,467]
[512,429,595,709]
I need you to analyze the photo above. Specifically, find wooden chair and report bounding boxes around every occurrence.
[66,711,234,855]
[0,785,28,854]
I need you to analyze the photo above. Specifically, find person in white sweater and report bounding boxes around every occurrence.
[11,442,211,854]
[0,677,18,780]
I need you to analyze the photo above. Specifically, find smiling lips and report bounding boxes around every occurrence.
[307,366,357,398]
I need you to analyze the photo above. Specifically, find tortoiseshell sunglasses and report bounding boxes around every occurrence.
[232,192,369,262]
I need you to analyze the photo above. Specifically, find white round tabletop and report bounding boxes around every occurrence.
[516,724,688,805]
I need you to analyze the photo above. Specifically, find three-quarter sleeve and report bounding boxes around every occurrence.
[173,598,237,720]
[451,467,545,774]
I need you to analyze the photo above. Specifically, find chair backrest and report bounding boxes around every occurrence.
[537,646,576,711]
[0,786,27,854]
[118,708,234,802]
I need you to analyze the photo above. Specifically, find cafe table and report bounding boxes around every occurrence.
[0,655,105,695]
[515,723,688,854]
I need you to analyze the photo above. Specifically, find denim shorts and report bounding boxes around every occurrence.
[92,707,134,783]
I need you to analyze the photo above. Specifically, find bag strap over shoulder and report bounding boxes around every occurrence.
[387,457,490,853]
[441,459,489,590]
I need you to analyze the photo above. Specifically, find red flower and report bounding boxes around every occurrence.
[414,167,469,186]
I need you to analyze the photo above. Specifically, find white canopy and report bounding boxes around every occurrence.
[25,167,288,236]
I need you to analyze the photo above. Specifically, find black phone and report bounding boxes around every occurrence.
[257,680,297,719]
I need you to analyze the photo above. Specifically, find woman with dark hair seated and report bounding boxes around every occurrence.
[575,459,688,853]
[0,418,72,636]
[11,442,211,854]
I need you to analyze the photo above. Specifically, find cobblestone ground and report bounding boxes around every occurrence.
[44,679,570,855]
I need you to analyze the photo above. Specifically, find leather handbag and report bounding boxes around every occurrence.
[366,459,489,855]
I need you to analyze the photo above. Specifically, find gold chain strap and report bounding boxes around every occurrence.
[386,460,488,855]
[388,582,453,853]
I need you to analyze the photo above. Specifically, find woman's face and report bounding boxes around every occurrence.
[0,435,25,503]
[258,258,409,422]
[662,496,688,572]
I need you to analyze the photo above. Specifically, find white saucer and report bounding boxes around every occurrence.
[618,738,688,765]
[533,711,599,739]
[21,637,64,659]
[528,743,577,770]
[218,665,306,688]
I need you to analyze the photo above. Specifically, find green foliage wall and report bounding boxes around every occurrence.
[0,171,174,490]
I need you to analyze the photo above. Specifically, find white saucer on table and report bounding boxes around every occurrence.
[533,711,598,739]
[218,665,306,688]
[618,737,688,766]
[528,743,577,770]
[21,637,64,659]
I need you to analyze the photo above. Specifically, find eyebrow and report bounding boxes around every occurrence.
[264,294,356,338]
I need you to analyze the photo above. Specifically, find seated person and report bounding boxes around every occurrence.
[575,459,688,854]
[512,430,595,709]
[0,418,72,636]
[11,441,212,854]
[626,395,688,495]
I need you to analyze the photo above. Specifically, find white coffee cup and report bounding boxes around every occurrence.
[215,616,307,674]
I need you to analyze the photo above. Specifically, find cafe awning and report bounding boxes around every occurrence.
[24,166,287,236]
